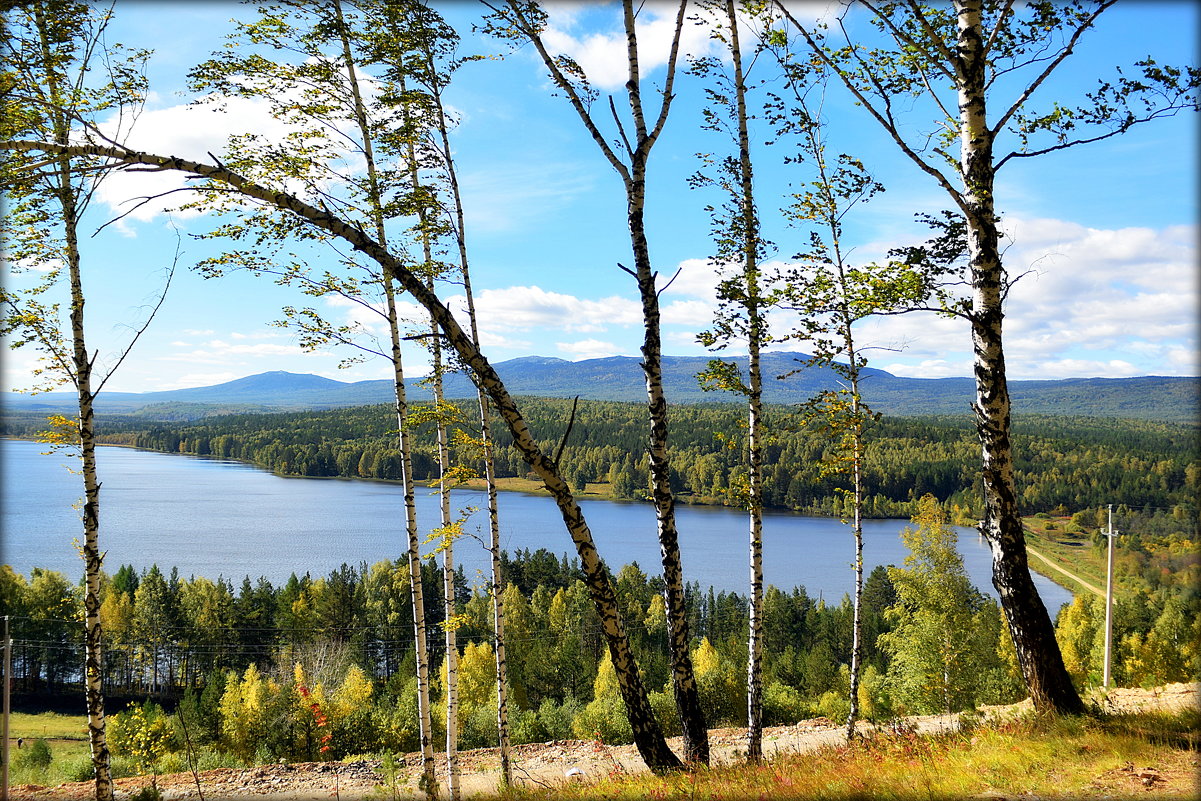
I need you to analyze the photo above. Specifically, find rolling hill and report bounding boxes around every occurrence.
[4,353,1197,422]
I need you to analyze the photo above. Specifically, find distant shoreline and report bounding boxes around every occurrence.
[2,435,1077,598]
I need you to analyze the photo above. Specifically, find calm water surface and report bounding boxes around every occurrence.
[2,438,1071,611]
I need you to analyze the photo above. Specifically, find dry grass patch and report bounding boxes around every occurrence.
[490,709,1200,800]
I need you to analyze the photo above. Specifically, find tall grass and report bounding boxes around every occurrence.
[490,709,1200,800]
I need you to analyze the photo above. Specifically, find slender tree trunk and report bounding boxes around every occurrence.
[844,358,864,740]
[2,137,686,773]
[721,0,765,762]
[955,0,1083,715]
[386,285,438,795]
[433,91,513,782]
[497,0,703,764]
[745,345,764,762]
[68,195,113,801]
[429,305,461,801]
[35,4,113,790]
[399,53,461,791]
[331,9,440,790]
[628,163,708,765]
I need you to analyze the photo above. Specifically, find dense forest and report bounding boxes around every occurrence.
[4,399,1193,520]
[3,493,1197,764]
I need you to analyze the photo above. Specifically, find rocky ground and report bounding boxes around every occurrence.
[13,682,1197,800]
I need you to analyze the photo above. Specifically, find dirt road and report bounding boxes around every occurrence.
[13,683,1197,800]
[1025,544,1105,598]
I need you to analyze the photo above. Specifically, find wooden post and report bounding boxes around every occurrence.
[3,614,11,801]
[1102,505,1116,688]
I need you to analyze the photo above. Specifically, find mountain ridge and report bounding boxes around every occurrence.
[4,352,1197,422]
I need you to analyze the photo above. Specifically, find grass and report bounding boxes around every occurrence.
[488,708,1201,800]
[1022,515,1108,597]
[8,711,89,740]
[5,712,95,787]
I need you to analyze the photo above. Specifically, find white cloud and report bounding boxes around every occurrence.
[153,372,241,390]
[662,258,720,300]
[850,216,1198,379]
[539,1,720,91]
[556,338,625,360]
[466,285,641,333]
[94,79,378,226]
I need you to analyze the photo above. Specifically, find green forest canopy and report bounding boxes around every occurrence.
[5,399,1193,521]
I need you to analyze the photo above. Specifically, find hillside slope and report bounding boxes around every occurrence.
[5,353,1197,421]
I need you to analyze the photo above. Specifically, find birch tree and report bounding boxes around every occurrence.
[4,55,686,785]
[1,3,155,798]
[773,0,1200,713]
[770,86,927,736]
[689,0,778,763]
[387,3,515,781]
[184,1,445,790]
[481,0,709,765]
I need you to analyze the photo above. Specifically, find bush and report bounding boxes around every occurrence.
[816,690,850,724]
[16,738,53,770]
[508,708,545,745]
[762,682,808,726]
[536,696,580,742]
[459,700,499,750]
[571,693,632,745]
[63,755,99,783]
[649,689,681,737]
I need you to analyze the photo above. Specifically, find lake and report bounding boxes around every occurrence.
[2,437,1072,611]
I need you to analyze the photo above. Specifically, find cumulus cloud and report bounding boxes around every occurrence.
[557,338,625,360]
[466,285,641,333]
[539,1,720,91]
[653,217,1196,380]
[848,217,1198,379]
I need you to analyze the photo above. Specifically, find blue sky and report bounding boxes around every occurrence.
[3,0,1197,395]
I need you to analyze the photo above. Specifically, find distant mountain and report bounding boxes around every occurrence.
[4,354,1197,422]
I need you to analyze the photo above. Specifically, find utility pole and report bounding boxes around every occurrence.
[1102,504,1118,688]
[3,614,11,801]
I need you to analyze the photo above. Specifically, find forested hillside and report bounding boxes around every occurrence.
[6,399,1192,520]
[3,497,1196,761]
[7,360,1197,421]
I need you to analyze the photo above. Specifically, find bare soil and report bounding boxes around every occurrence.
[13,682,1197,800]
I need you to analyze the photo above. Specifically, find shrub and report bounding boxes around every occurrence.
[762,682,807,726]
[816,689,850,723]
[508,708,545,745]
[536,696,579,742]
[649,688,681,736]
[571,691,632,745]
[16,738,53,770]
[459,700,499,750]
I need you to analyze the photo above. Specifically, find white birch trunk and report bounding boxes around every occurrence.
[722,0,765,762]
[954,0,1083,714]
[331,9,439,791]
[0,137,685,773]
[33,5,113,791]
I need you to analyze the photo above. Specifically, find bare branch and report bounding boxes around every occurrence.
[553,395,581,466]
[93,229,180,394]
[990,1,1115,137]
